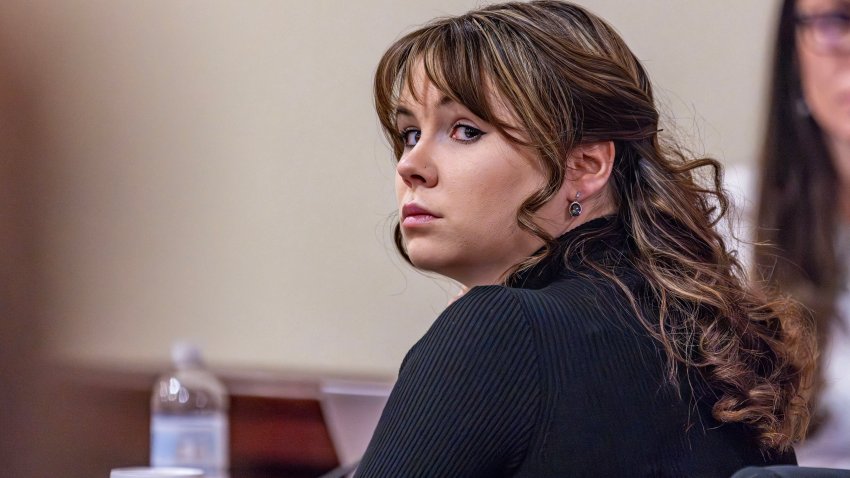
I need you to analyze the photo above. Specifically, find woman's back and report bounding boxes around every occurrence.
[357,220,796,477]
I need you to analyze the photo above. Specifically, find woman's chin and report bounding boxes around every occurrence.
[403,244,451,275]
[407,253,446,275]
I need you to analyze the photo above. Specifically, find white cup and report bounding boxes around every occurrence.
[110,467,204,478]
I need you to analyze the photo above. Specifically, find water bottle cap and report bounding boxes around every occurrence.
[170,341,204,368]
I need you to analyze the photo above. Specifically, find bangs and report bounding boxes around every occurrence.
[374,16,521,158]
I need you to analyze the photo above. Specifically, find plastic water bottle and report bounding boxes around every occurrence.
[151,342,229,478]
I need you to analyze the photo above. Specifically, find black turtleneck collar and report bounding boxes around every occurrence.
[506,215,632,290]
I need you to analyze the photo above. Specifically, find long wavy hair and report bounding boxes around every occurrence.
[755,0,843,429]
[374,0,814,450]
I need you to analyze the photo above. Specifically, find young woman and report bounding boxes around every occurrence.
[756,0,850,468]
[358,2,814,476]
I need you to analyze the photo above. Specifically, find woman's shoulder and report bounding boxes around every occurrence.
[426,285,533,342]
[400,285,546,376]
[397,285,543,415]
[435,277,647,352]
[512,271,644,330]
[441,280,613,331]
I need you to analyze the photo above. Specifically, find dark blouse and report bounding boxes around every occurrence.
[356,218,795,477]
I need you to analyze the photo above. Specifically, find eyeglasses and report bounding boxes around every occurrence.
[796,11,850,55]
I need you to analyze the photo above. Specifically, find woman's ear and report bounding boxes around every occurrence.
[538,141,616,237]
[565,141,615,197]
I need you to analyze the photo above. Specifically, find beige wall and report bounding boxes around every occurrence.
[0,1,778,377]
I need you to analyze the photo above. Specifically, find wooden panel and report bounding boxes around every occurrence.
[231,395,336,469]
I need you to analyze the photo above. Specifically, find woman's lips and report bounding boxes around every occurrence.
[402,203,440,226]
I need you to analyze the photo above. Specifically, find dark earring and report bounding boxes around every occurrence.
[569,192,582,217]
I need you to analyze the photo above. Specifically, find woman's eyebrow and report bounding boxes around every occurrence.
[395,96,459,119]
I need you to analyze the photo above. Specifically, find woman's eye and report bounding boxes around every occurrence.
[817,12,850,32]
[451,124,484,143]
[401,129,421,147]
[808,11,850,41]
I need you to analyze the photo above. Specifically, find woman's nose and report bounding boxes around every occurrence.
[396,146,437,188]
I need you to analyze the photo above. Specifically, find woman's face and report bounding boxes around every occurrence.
[394,69,571,288]
[797,0,850,177]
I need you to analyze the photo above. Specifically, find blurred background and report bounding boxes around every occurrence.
[0,1,776,477]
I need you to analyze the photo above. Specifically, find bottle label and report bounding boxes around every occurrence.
[151,413,228,473]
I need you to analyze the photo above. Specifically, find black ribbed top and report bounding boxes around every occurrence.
[355,218,796,477]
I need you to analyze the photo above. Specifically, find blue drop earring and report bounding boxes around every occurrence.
[569,192,582,217]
